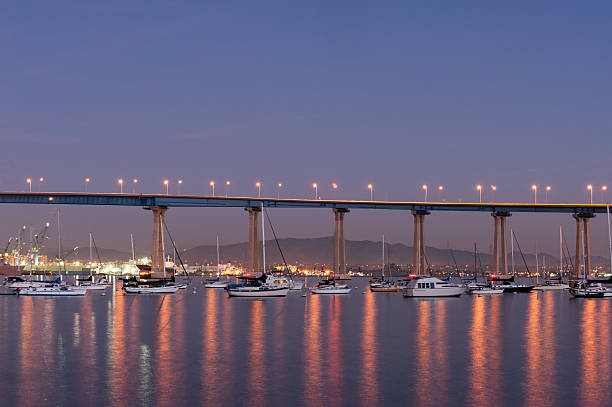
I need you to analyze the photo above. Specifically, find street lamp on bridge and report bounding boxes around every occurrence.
[312,183,318,200]
[531,185,537,204]
[587,184,593,204]
[118,179,123,194]
[422,185,428,202]
[209,181,215,197]
[368,184,373,200]
[163,179,169,195]
[256,182,261,198]
[545,186,551,203]
[476,184,482,203]
[26,178,31,193]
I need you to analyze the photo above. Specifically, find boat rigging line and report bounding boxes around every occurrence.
[162,219,191,283]
[264,208,290,273]
[511,230,530,275]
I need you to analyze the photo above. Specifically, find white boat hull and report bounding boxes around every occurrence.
[469,288,504,295]
[204,281,228,288]
[310,287,351,294]
[19,287,86,296]
[289,281,304,290]
[77,284,107,290]
[227,288,289,297]
[533,284,569,291]
[123,286,179,294]
[402,287,464,297]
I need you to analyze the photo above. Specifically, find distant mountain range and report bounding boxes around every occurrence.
[45,236,609,268]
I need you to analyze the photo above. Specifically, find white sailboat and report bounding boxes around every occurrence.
[19,285,86,296]
[228,204,289,297]
[534,227,568,290]
[370,234,398,292]
[569,207,612,297]
[75,233,107,291]
[205,235,229,288]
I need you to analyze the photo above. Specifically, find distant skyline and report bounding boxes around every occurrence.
[2,1,611,255]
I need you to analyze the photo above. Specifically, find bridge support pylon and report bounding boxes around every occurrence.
[573,213,595,278]
[150,206,168,277]
[412,210,430,276]
[491,212,511,275]
[245,207,261,273]
[333,208,349,275]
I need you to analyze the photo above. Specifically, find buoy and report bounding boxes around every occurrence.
[101,292,106,296]
[361,291,366,294]
[301,293,307,297]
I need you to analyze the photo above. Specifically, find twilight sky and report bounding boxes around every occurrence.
[1,1,612,257]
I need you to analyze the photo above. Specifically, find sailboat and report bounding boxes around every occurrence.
[123,218,179,294]
[75,233,107,290]
[490,229,535,293]
[227,204,289,297]
[534,227,569,290]
[370,235,399,292]
[569,209,612,298]
[205,236,229,288]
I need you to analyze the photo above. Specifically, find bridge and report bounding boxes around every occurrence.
[1,192,608,278]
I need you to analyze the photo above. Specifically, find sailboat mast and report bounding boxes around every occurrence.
[582,229,587,280]
[559,226,563,274]
[535,241,539,276]
[161,216,166,278]
[382,234,385,278]
[216,235,220,275]
[261,203,266,274]
[511,228,515,275]
[130,233,135,262]
[89,233,93,276]
[57,208,61,265]
[607,204,612,274]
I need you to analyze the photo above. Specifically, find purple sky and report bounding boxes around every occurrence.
[1,1,611,256]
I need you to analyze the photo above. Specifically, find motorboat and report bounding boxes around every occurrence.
[568,280,612,298]
[227,274,289,297]
[19,284,86,296]
[75,282,107,291]
[310,278,351,295]
[402,276,464,297]
[7,276,61,290]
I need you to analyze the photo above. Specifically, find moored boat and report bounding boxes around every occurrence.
[310,278,351,295]
[402,276,464,297]
[19,284,86,296]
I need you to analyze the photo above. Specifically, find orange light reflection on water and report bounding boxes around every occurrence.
[303,293,323,406]
[579,299,611,404]
[468,295,501,406]
[359,291,378,406]
[247,300,266,407]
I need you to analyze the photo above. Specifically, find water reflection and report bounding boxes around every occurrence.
[524,292,558,406]
[360,292,378,406]
[247,300,266,406]
[327,297,343,406]
[578,299,611,405]
[413,300,449,406]
[303,294,323,406]
[202,289,220,405]
[468,296,501,406]
[18,297,40,406]
[107,291,128,406]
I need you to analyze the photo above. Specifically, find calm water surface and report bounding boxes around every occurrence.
[1,277,611,407]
